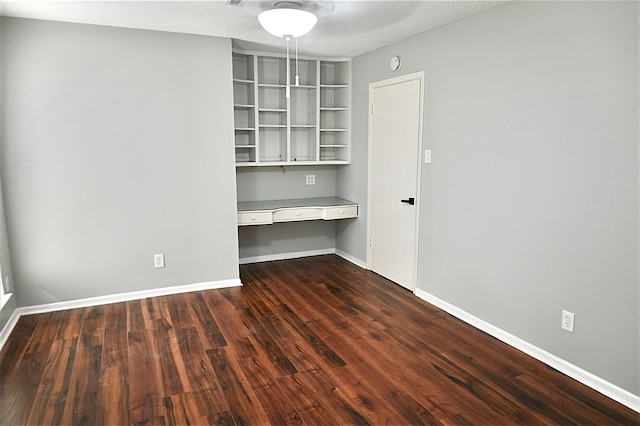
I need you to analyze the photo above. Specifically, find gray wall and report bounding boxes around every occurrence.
[340,1,638,395]
[236,165,338,259]
[2,18,239,307]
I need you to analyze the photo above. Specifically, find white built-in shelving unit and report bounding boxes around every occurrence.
[232,51,351,166]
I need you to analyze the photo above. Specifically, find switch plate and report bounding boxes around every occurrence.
[561,310,575,333]
[306,175,315,185]
[154,254,165,269]
[424,149,432,164]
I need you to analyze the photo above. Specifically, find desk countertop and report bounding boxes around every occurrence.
[237,197,358,212]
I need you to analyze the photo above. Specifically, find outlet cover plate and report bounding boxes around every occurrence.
[154,254,165,269]
[306,175,315,185]
[561,310,575,333]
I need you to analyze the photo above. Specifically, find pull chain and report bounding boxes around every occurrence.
[285,36,291,98]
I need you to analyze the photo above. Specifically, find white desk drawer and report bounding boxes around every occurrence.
[237,211,273,226]
[273,208,324,222]
[324,205,358,220]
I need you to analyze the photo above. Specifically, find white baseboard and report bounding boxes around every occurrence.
[414,288,640,413]
[239,248,369,270]
[0,278,242,351]
[239,248,335,265]
[0,307,21,352]
[335,249,368,270]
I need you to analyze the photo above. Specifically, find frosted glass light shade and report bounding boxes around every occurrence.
[258,8,318,38]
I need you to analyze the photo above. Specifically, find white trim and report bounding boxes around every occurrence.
[239,248,368,270]
[0,307,21,351]
[367,71,426,291]
[239,248,335,265]
[335,249,368,269]
[0,278,242,351]
[415,288,640,413]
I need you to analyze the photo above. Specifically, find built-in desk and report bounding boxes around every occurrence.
[237,197,358,226]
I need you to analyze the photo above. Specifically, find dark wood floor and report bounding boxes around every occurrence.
[0,255,637,425]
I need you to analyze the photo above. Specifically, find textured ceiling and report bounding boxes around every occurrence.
[0,0,509,58]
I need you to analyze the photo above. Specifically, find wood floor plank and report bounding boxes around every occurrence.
[55,308,85,342]
[0,350,50,425]
[151,318,187,397]
[238,306,298,377]
[238,357,304,425]
[97,302,131,425]
[174,326,229,417]
[0,313,39,366]
[201,289,260,359]
[128,328,166,424]
[206,346,270,425]
[292,368,373,425]
[0,312,41,424]
[126,299,146,333]
[163,392,200,425]
[25,310,64,354]
[275,373,341,425]
[186,291,228,349]
[26,337,79,425]
[0,255,637,425]
[98,365,131,426]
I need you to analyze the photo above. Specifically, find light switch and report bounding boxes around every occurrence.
[424,149,432,164]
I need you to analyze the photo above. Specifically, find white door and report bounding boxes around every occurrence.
[369,72,424,291]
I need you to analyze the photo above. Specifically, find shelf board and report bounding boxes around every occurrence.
[234,104,255,109]
[233,78,254,84]
[259,83,286,88]
[320,84,349,89]
[320,144,348,148]
[259,125,287,128]
[291,124,316,128]
[291,84,316,89]
[259,108,286,112]
[319,128,348,132]
[235,127,255,131]
[320,107,348,111]
[256,160,287,166]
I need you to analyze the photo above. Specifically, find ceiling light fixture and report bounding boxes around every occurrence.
[258,3,318,39]
[257,2,318,98]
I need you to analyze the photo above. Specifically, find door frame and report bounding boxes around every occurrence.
[367,71,426,291]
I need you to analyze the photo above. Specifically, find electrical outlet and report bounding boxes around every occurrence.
[154,254,165,269]
[561,310,575,333]
[306,175,315,185]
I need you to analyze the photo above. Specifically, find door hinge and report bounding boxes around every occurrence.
[370,104,374,115]
[369,236,373,246]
